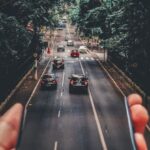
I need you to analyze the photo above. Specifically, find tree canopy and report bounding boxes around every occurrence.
[69,0,150,93]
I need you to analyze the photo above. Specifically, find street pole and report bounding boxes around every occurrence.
[34,58,38,80]
[33,53,38,80]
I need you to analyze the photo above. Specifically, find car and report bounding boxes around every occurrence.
[69,74,88,94]
[53,57,64,69]
[70,50,80,57]
[41,74,57,89]
[56,22,66,30]
[57,45,65,52]
[67,40,74,46]
[78,45,88,54]
[65,36,69,41]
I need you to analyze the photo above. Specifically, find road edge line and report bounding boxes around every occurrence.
[0,66,34,111]
[79,59,108,150]
[25,58,51,108]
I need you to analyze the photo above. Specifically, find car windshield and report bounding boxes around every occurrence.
[42,74,55,79]
[58,45,64,48]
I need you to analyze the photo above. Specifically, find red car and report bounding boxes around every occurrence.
[70,50,80,57]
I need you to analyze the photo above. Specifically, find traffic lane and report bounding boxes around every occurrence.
[56,59,103,150]
[18,68,64,150]
[81,59,133,150]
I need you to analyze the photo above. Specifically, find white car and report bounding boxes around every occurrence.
[78,46,88,53]
[67,40,74,46]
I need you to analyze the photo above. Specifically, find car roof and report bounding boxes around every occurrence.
[79,46,87,49]
[58,45,64,47]
[43,74,55,77]
[53,57,63,60]
[71,74,86,78]
[68,40,73,42]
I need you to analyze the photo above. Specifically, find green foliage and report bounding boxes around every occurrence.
[69,0,150,92]
[68,6,79,24]
[0,13,32,68]
[0,0,62,77]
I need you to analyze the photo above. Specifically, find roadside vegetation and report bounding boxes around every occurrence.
[68,0,150,95]
[0,0,70,100]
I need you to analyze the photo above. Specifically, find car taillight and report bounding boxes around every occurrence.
[70,80,74,85]
[53,80,57,83]
[84,81,88,85]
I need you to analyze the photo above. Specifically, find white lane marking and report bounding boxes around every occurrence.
[88,88,108,150]
[62,72,65,87]
[58,110,61,118]
[60,92,63,97]
[80,60,108,150]
[54,141,58,150]
[146,125,150,132]
[26,30,57,108]
[48,62,53,73]
[26,58,52,107]
[79,60,85,75]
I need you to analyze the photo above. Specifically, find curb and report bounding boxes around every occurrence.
[96,52,150,132]
[0,66,34,111]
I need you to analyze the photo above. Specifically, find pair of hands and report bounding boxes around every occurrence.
[0,94,149,150]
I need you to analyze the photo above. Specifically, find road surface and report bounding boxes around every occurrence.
[18,25,134,150]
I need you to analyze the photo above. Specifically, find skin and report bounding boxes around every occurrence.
[128,94,149,150]
[0,103,23,150]
[0,94,148,150]
[128,94,142,107]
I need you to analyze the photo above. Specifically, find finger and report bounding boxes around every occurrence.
[0,103,23,149]
[134,133,148,150]
[130,104,149,133]
[128,94,142,107]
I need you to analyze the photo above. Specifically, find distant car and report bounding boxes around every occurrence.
[57,22,66,30]
[69,74,88,94]
[65,36,68,41]
[78,45,88,54]
[53,57,64,69]
[41,74,57,89]
[67,40,74,46]
[57,45,65,52]
[70,50,80,57]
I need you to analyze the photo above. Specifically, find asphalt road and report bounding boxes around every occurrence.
[18,25,134,150]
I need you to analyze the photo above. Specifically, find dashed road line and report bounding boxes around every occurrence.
[60,92,63,97]
[62,72,65,87]
[58,110,61,118]
[79,59,108,150]
[54,141,58,150]
[88,88,108,150]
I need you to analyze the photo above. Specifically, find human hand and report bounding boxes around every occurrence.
[128,94,149,150]
[0,103,23,150]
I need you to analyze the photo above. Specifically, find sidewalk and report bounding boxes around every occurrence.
[0,30,55,115]
[0,57,50,114]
